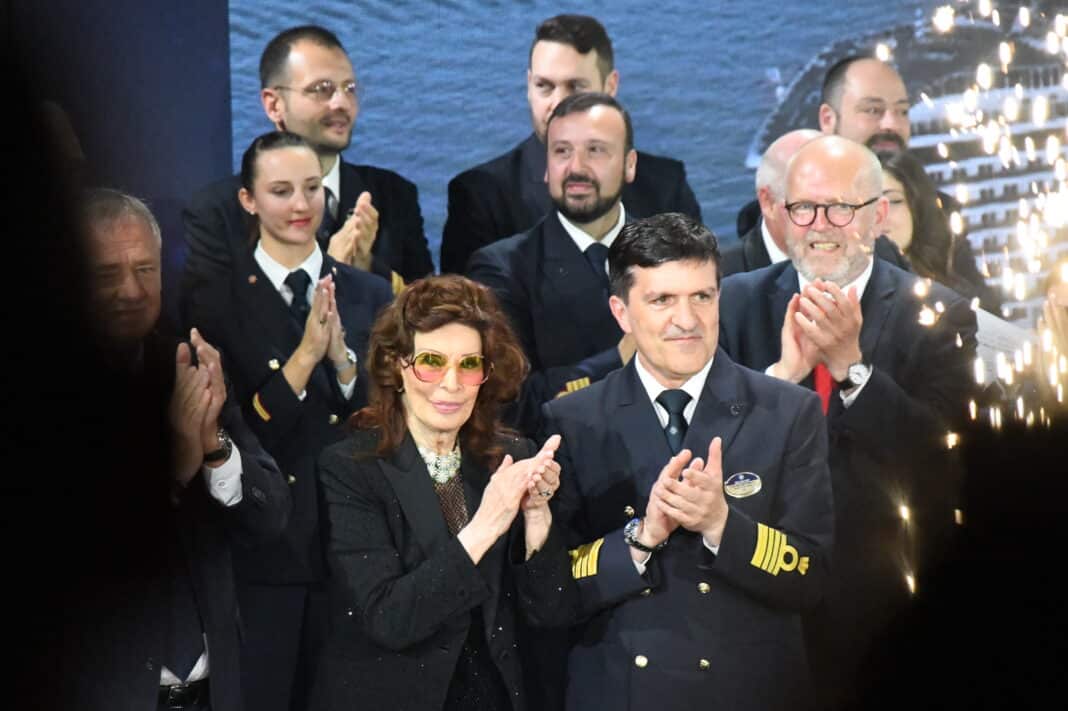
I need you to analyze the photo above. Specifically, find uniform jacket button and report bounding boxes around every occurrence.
[634,654,648,668]
[698,582,711,594]
[624,505,636,518]
[699,658,711,670]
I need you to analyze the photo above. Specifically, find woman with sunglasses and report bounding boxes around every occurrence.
[310,275,576,711]
[185,130,394,711]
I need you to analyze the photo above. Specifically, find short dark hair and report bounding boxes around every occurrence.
[820,54,874,111]
[546,92,633,152]
[530,14,614,81]
[259,25,345,89]
[608,213,721,300]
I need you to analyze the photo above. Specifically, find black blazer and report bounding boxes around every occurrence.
[310,430,576,711]
[180,162,432,324]
[440,133,702,274]
[721,216,910,278]
[718,259,978,682]
[187,252,393,585]
[61,331,290,711]
[541,352,833,711]
[466,212,623,436]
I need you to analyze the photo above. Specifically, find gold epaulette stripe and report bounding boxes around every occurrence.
[751,522,809,576]
[390,271,406,296]
[569,538,605,579]
[252,392,271,422]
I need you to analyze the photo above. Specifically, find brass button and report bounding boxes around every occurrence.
[699,658,711,671]
[328,414,339,425]
[640,588,652,597]
[624,505,636,518]
[287,474,296,485]
[698,582,711,594]
[634,655,648,669]
[268,358,280,371]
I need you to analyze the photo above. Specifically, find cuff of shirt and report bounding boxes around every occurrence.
[203,447,243,506]
[702,537,720,556]
[631,551,652,575]
[839,366,874,407]
[337,374,356,400]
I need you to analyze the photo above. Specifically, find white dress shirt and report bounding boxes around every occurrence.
[556,203,627,275]
[761,220,791,265]
[253,242,356,400]
[630,353,721,572]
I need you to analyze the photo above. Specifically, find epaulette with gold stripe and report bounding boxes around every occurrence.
[750,523,809,576]
[569,538,605,579]
[252,392,271,422]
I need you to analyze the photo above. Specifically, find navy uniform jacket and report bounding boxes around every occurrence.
[310,430,577,711]
[440,133,701,274]
[718,258,978,698]
[542,351,833,711]
[466,212,623,436]
[181,162,431,324]
[61,330,290,711]
[187,252,392,585]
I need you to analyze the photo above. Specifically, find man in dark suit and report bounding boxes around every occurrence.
[728,128,909,276]
[440,14,700,274]
[181,24,431,323]
[69,188,289,711]
[718,136,978,709]
[542,213,833,711]
[467,92,637,436]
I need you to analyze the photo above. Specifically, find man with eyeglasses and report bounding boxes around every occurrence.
[718,135,978,709]
[181,24,432,324]
[724,129,908,278]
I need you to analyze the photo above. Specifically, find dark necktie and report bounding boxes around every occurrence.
[813,363,834,415]
[284,270,312,324]
[656,389,692,454]
[318,186,339,245]
[585,242,610,291]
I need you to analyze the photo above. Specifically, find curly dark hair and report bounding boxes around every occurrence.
[354,275,528,469]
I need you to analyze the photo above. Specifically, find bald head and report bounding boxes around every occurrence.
[782,136,888,285]
[755,129,821,250]
[819,57,910,154]
[756,129,823,197]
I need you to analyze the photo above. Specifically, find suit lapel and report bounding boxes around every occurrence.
[337,161,365,217]
[858,257,896,360]
[519,134,552,218]
[682,350,747,460]
[457,450,503,633]
[743,222,772,271]
[613,363,675,491]
[540,213,599,293]
[380,435,453,558]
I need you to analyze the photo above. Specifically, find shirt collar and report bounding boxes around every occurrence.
[632,349,714,424]
[556,203,627,254]
[760,219,791,264]
[796,255,874,300]
[254,241,323,295]
[323,153,341,203]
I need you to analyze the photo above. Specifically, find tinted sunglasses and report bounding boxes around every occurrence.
[407,351,491,386]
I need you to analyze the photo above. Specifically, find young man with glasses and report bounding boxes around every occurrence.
[181,25,432,327]
[718,135,978,709]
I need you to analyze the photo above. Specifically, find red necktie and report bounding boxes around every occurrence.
[814,363,833,415]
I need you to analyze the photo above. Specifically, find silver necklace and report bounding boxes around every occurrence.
[417,443,462,484]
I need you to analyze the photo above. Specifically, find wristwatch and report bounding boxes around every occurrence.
[623,517,668,554]
[334,348,358,371]
[835,361,872,390]
[203,427,233,465]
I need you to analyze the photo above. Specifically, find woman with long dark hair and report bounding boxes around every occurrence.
[311,275,575,711]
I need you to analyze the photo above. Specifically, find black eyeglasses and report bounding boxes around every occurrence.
[784,196,880,228]
[274,79,360,104]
